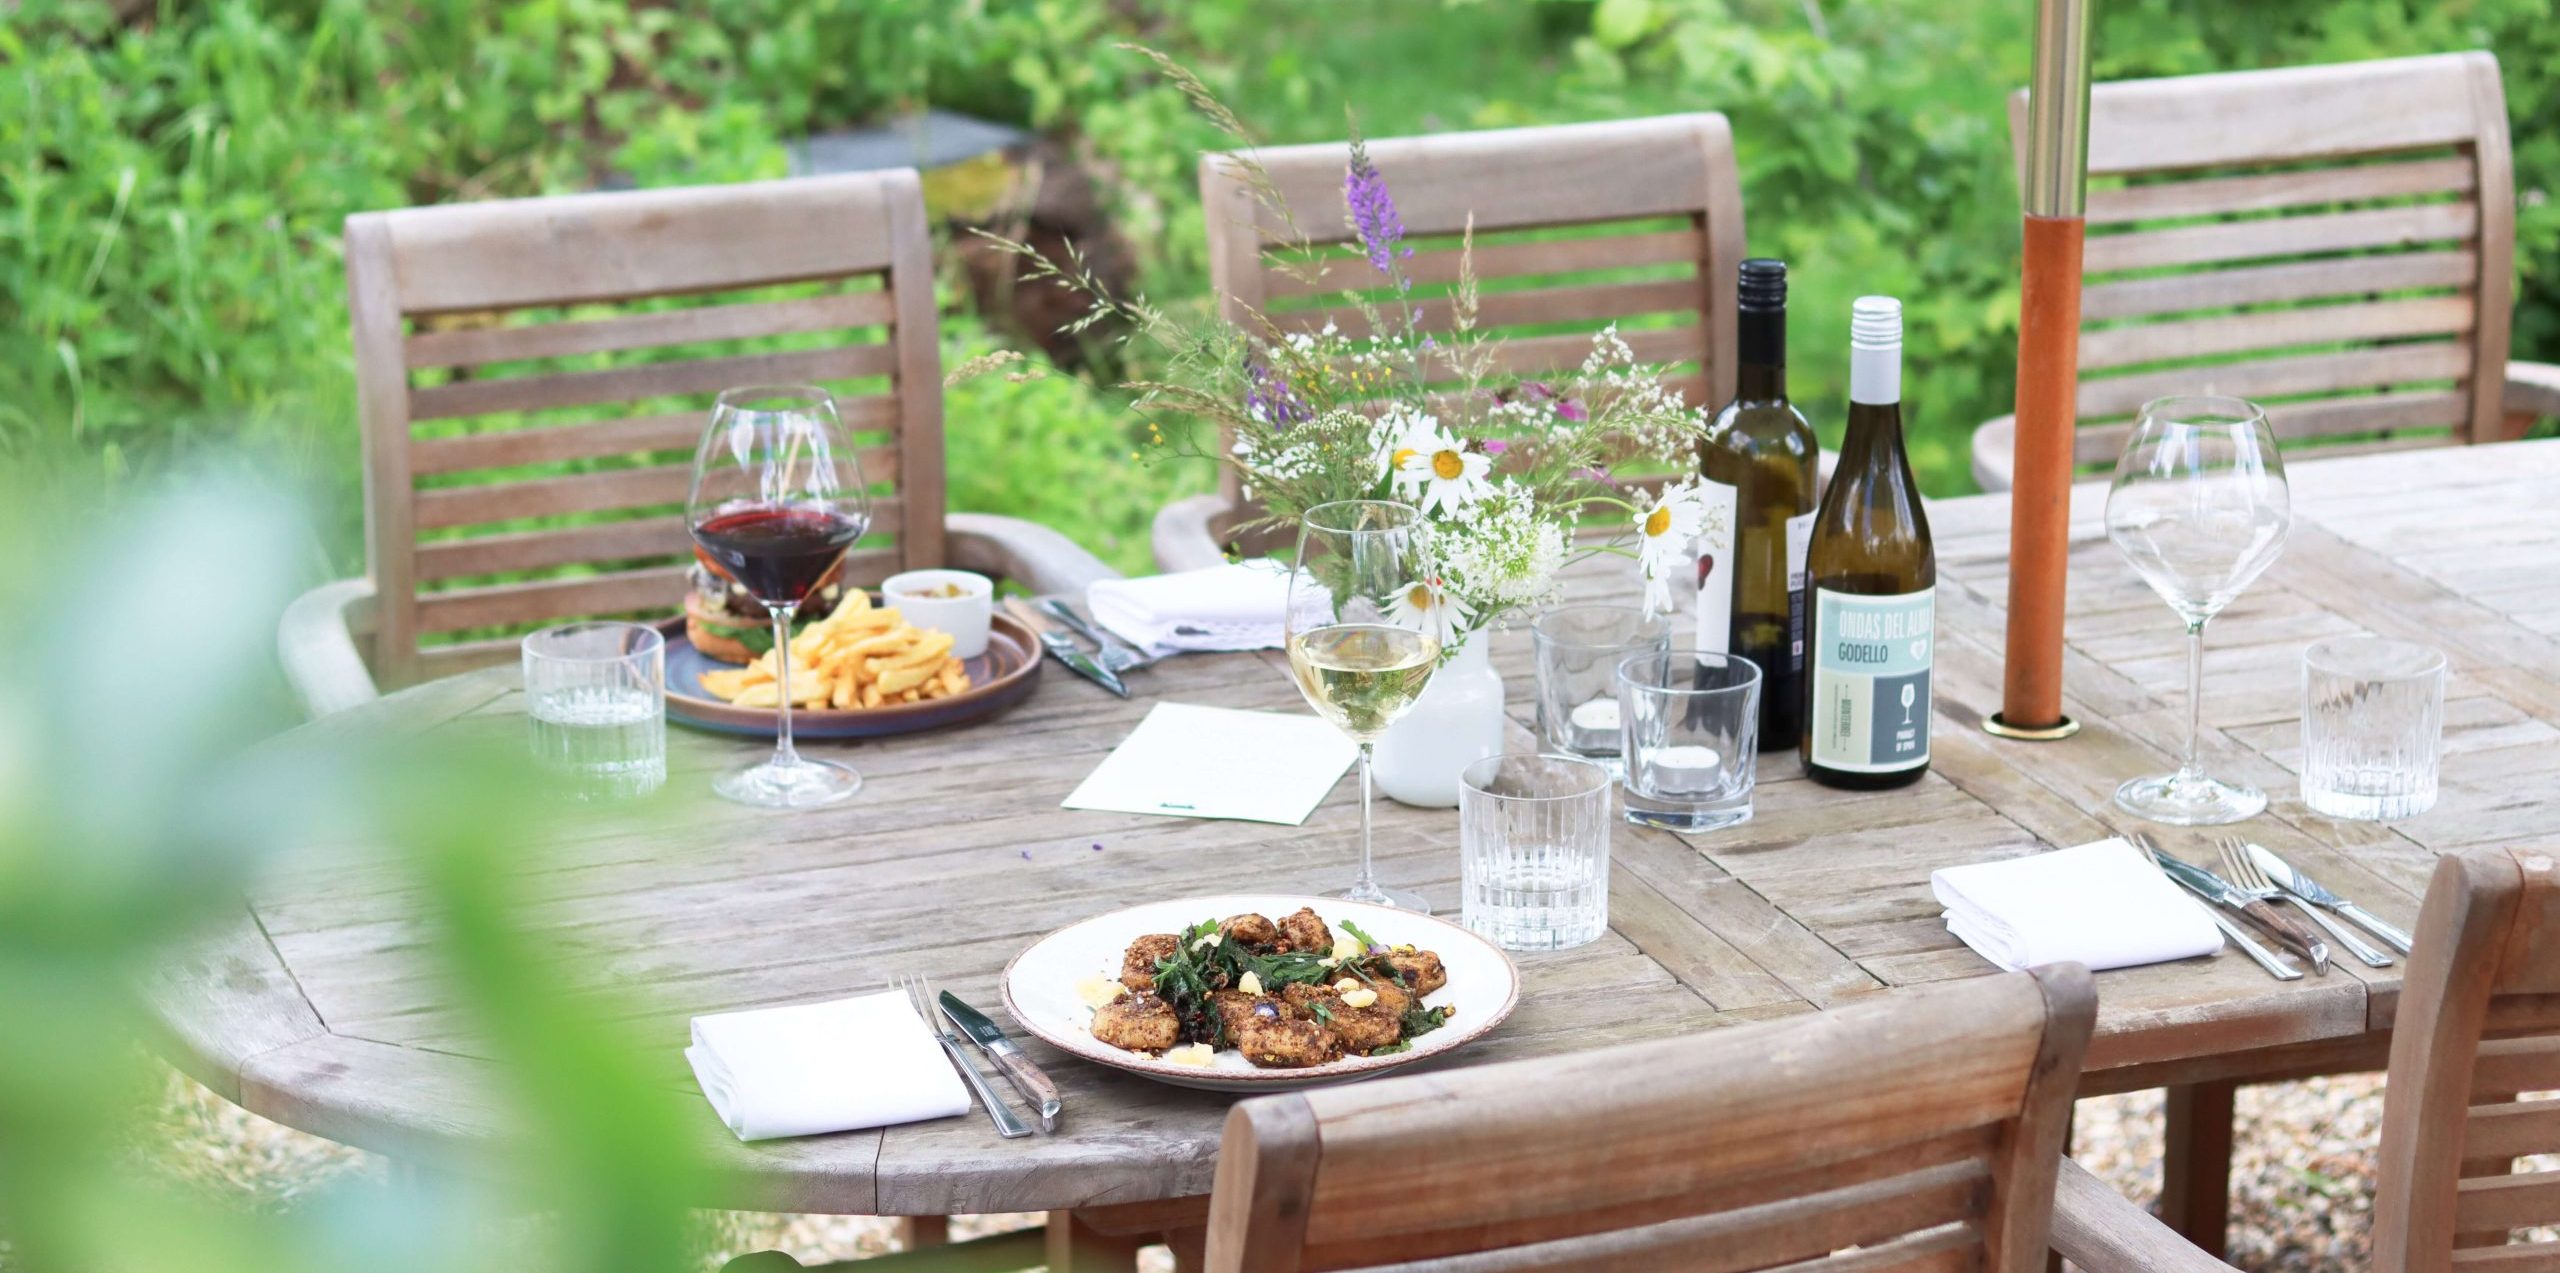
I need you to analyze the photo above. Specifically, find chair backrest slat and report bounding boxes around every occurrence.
[345,170,944,688]
[2375,848,2560,1270]
[1202,114,1746,507]
[2007,52,2518,469]
[1203,966,2095,1273]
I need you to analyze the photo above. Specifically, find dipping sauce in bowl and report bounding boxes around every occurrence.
[881,568,994,659]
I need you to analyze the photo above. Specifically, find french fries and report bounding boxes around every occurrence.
[697,592,973,711]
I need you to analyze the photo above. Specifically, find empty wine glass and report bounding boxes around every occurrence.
[687,386,872,808]
[1284,501,1440,910]
[2105,395,2291,825]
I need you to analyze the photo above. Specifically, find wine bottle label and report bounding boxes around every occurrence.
[1785,511,1814,668]
[1692,478,1739,655]
[1809,586,1933,772]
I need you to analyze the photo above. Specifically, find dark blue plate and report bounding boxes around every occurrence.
[662,613,1041,739]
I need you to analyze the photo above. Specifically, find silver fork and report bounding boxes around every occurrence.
[897,973,1031,1139]
[2131,831,2301,981]
[2216,837,2393,968]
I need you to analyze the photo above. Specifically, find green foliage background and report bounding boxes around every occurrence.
[0,4,2555,1267]
[6,0,2555,572]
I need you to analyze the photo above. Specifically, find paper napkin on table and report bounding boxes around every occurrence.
[686,991,970,1142]
[1088,561,1291,657]
[1931,838,2224,973]
[1064,701,1359,825]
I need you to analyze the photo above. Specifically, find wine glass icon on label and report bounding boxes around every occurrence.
[1899,682,1917,727]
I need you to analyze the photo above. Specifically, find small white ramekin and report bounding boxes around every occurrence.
[881,568,995,660]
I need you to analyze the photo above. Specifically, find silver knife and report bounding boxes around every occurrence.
[940,991,1061,1134]
[2245,842,2415,955]
[2144,846,2303,981]
[1004,598,1127,697]
[1037,597,1156,675]
[2152,850,2331,974]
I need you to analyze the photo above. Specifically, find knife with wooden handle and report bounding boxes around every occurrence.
[2151,850,2330,974]
[939,991,1061,1133]
[1004,597,1127,698]
[2231,895,2331,973]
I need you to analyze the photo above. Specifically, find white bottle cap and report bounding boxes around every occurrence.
[1850,296,1902,405]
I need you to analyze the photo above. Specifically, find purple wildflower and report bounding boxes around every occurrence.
[1556,398,1589,423]
[1481,438,1508,455]
[1244,358,1310,427]
[1515,380,1557,402]
[1344,139,1413,284]
[1091,842,1104,852]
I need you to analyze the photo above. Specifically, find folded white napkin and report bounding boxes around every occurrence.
[1931,838,2224,973]
[1088,561,1291,656]
[686,992,971,1142]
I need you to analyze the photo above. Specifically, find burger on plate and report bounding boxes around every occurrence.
[683,549,852,664]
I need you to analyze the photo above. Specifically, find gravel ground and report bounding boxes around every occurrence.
[126,1063,2395,1270]
[2067,1078,2387,1271]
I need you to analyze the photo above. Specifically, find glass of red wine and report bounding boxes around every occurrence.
[686,385,872,808]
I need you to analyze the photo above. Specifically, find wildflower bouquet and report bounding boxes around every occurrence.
[978,50,1722,649]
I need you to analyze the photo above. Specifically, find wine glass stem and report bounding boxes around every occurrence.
[2180,618,2206,782]
[1355,742,1378,893]
[770,602,801,769]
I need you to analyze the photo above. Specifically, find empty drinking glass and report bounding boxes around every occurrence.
[523,622,666,799]
[1532,604,1671,775]
[1617,651,1761,832]
[2302,637,2446,821]
[2105,395,2291,825]
[1459,754,1612,951]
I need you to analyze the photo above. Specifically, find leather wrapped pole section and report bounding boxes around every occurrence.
[1997,0,2091,737]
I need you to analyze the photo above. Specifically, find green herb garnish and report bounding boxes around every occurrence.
[1400,1002,1454,1041]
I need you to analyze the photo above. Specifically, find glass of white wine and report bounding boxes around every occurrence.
[1285,500,1441,909]
[2105,395,2291,825]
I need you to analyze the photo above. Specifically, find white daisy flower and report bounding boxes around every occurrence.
[1369,408,1442,485]
[1633,481,1708,616]
[1393,427,1494,515]
[1387,576,1473,650]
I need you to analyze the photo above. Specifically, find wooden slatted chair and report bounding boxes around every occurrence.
[1972,51,2560,491]
[279,169,1114,718]
[2055,846,2560,1272]
[1201,964,2096,1273]
[1151,114,1749,571]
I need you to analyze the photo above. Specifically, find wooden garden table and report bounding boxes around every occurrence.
[151,439,2560,1252]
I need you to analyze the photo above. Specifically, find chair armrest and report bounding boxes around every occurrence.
[2050,1155,2243,1273]
[945,512,1122,596]
[278,577,381,719]
[2504,362,2560,437]
[1151,493,1237,574]
[1971,415,2018,493]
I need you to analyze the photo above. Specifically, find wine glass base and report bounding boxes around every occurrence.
[2114,772,2264,826]
[1329,881,1431,911]
[714,757,861,809]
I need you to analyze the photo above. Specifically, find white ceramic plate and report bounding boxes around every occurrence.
[1001,894,1520,1092]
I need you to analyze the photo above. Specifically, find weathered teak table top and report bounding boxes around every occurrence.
[154,440,2560,1217]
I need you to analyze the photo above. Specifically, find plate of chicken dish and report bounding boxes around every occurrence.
[1000,894,1520,1091]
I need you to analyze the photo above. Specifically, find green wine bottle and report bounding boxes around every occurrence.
[1802,296,1935,789]
[1697,258,1819,751]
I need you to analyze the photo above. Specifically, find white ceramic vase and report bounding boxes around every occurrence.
[1373,629,1506,808]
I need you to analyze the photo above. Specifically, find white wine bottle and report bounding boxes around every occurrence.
[1697,258,1818,750]
[1802,296,1934,789]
